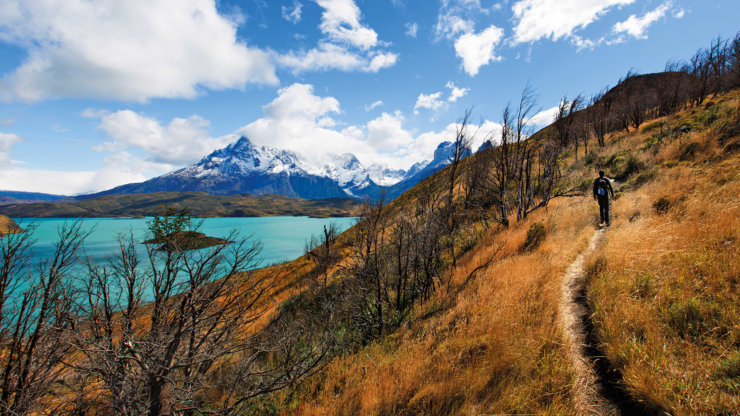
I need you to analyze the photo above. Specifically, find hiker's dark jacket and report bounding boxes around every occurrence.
[593,176,614,199]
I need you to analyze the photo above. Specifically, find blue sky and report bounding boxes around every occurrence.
[0,0,737,195]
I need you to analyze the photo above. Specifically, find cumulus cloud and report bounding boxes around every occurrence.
[366,112,414,150]
[414,92,444,113]
[433,1,503,75]
[91,110,235,166]
[454,25,504,76]
[273,0,398,74]
[511,0,635,44]
[613,2,670,39]
[238,82,498,170]
[282,1,303,24]
[0,0,277,103]
[316,0,379,49]
[405,22,419,38]
[529,105,559,127]
[446,82,469,102]
[0,129,169,194]
[0,132,23,168]
[0,157,163,195]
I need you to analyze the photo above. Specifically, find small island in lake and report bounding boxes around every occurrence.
[143,230,229,251]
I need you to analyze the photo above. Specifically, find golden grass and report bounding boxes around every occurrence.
[286,193,598,415]
[584,95,740,415]
[281,91,740,415]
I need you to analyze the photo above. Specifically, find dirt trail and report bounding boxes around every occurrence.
[559,229,617,416]
[559,228,669,416]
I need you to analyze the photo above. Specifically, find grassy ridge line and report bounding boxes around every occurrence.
[0,192,362,218]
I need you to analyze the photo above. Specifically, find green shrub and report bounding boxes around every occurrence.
[615,154,642,181]
[641,120,664,134]
[716,351,740,393]
[664,297,719,339]
[522,222,546,252]
[679,141,701,161]
[631,168,656,188]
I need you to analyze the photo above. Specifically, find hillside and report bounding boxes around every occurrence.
[245,88,739,414]
[0,190,67,206]
[0,192,362,218]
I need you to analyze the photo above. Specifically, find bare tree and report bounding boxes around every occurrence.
[68,212,279,416]
[0,221,87,416]
[305,223,340,287]
[446,109,473,267]
[513,85,538,221]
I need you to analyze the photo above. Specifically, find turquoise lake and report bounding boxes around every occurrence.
[13,216,357,267]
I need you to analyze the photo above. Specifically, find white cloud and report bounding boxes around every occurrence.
[613,2,670,39]
[0,132,23,168]
[366,112,414,150]
[365,100,383,111]
[282,1,303,24]
[274,0,397,74]
[0,157,164,195]
[238,82,497,170]
[316,0,378,49]
[414,92,444,113]
[368,52,400,72]
[405,22,419,38]
[446,81,469,102]
[93,110,234,165]
[454,25,504,76]
[0,168,97,195]
[273,43,398,74]
[434,0,490,41]
[511,0,635,44]
[435,14,476,41]
[0,0,277,103]
[0,130,168,194]
[529,105,559,127]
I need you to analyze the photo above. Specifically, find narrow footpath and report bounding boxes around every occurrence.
[559,229,617,416]
[559,228,670,416]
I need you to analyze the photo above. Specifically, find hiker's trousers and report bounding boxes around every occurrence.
[597,195,610,225]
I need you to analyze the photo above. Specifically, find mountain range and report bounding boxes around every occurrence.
[79,137,468,202]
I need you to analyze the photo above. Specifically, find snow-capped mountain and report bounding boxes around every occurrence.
[81,136,471,201]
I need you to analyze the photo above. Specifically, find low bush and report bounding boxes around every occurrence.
[522,222,546,252]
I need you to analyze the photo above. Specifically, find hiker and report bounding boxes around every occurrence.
[593,170,614,226]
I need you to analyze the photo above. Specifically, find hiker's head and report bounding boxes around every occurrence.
[598,170,605,177]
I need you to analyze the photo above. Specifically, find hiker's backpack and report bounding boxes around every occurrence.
[596,178,609,196]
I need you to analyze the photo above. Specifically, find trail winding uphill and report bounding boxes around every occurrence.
[559,228,670,416]
[559,229,616,416]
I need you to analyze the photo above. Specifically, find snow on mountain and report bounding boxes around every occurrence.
[82,136,470,201]
[179,137,408,193]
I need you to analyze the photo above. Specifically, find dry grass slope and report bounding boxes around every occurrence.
[584,92,740,415]
[271,90,740,415]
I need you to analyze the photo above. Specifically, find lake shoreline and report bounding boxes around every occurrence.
[12,216,358,267]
